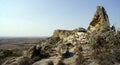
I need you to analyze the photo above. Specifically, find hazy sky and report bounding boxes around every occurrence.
[0,0,120,37]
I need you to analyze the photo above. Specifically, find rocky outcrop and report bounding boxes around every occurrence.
[52,29,73,40]
[88,6,110,33]
[1,57,33,65]
[52,28,87,41]
[23,45,42,61]
[2,6,120,65]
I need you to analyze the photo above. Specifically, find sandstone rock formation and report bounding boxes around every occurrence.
[88,6,110,33]
[52,29,73,40]
[52,28,87,41]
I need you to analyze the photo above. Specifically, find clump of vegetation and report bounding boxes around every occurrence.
[89,28,120,64]
[17,57,33,65]
[49,37,60,44]
[0,49,21,58]
[57,61,65,65]
[0,49,22,64]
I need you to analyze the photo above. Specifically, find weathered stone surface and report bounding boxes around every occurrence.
[2,57,33,65]
[88,6,110,33]
[52,29,73,40]
[23,44,41,61]
[52,28,87,41]
[32,56,64,65]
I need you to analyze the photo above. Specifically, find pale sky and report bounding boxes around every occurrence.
[0,0,120,37]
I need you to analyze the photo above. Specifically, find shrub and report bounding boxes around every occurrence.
[0,49,21,59]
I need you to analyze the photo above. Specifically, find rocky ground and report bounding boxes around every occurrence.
[0,37,46,65]
[1,6,120,65]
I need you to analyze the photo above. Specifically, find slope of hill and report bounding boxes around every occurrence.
[1,6,120,65]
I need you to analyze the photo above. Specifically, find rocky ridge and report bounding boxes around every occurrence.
[1,6,120,65]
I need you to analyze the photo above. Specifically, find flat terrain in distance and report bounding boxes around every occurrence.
[0,37,45,50]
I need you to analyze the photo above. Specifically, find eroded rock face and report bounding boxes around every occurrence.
[88,6,110,33]
[52,29,73,40]
[52,28,87,41]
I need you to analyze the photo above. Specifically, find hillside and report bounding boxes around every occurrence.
[1,6,120,65]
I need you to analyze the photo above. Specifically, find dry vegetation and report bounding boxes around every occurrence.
[0,37,44,65]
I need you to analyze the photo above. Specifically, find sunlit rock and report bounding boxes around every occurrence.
[88,6,110,33]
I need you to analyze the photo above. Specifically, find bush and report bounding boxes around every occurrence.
[89,29,120,64]
[0,49,21,59]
